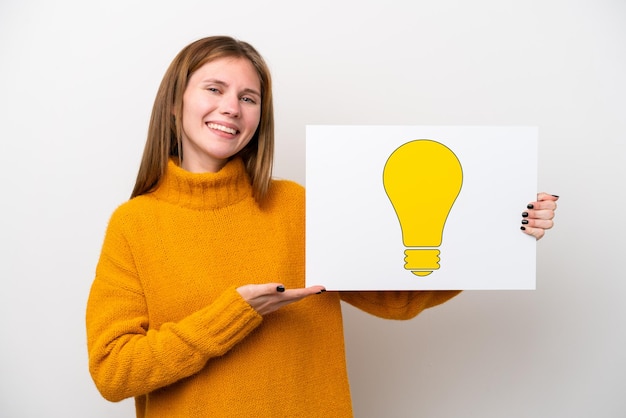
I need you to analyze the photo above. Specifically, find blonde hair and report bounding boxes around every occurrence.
[131,36,274,203]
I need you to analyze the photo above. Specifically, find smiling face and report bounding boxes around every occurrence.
[180,57,262,173]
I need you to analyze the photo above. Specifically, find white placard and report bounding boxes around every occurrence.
[305,125,538,290]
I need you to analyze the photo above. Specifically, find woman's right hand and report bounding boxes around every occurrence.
[236,283,326,316]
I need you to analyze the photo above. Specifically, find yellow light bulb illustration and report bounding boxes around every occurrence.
[383,140,463,276]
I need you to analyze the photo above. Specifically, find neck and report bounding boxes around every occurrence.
[150,157,253,210]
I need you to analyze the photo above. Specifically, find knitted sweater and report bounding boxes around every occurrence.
[86,157,461,417]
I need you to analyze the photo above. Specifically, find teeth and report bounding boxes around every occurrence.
[208,123,237,135]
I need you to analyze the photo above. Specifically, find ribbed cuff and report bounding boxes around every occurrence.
[184,286,263,357]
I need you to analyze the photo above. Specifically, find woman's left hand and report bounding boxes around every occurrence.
[521,192,559,240]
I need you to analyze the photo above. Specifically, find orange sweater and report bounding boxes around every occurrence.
[86,157,460,417]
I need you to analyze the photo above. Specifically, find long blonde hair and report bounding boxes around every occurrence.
[131,36,274,203]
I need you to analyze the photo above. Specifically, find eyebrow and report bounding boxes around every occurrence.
[203,78,261,98]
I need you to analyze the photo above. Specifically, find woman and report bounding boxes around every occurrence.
[86,36,558,417]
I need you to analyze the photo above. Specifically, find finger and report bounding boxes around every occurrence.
[526,200,557,211]
[261,283,287,295]
[520,225,546,240]
[237,283,284,301]
[262,286,327,315]
[521,218,554,230]
[537,192,559,202]
[282,285,326,300]
[527,193,559,212]
[523,209,555,221]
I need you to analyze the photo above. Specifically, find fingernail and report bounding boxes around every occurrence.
[552,194,560,198]
[522,212,529,217]
[316,289,327,295]
[521,219,529,224]
[520,226,526,231]
[276,285,285,293]
[527,204,534,209]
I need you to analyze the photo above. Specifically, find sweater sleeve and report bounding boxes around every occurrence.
[339,290,462,320]
[86,216,263,402]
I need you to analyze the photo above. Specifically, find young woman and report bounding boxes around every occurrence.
[86,36,558,417]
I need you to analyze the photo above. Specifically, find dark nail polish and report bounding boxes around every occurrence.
[522,219,529,224]
[522,212,529,217]
[552,195,560,198]
[527,204,534,209]
[520,226,526,231]
[276,285,285,293]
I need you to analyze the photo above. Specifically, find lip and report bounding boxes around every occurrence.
[206,121,239,136]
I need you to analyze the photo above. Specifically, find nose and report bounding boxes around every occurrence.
[220,93,240,117]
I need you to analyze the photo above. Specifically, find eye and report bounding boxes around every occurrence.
[207,87,221,94]
[241,96,257,104]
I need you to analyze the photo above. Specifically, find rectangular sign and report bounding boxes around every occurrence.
[305,125,538,290]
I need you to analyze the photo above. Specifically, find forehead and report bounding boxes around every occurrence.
[190,57,261,88]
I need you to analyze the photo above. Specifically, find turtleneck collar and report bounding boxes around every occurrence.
[150,157,253,210]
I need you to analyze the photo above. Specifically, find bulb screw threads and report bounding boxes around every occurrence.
[404,249,441,277]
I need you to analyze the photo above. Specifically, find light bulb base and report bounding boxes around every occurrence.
[404,249,440,276]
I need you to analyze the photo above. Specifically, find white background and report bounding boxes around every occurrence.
[306,125,537,290]
[1,0,624,417]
